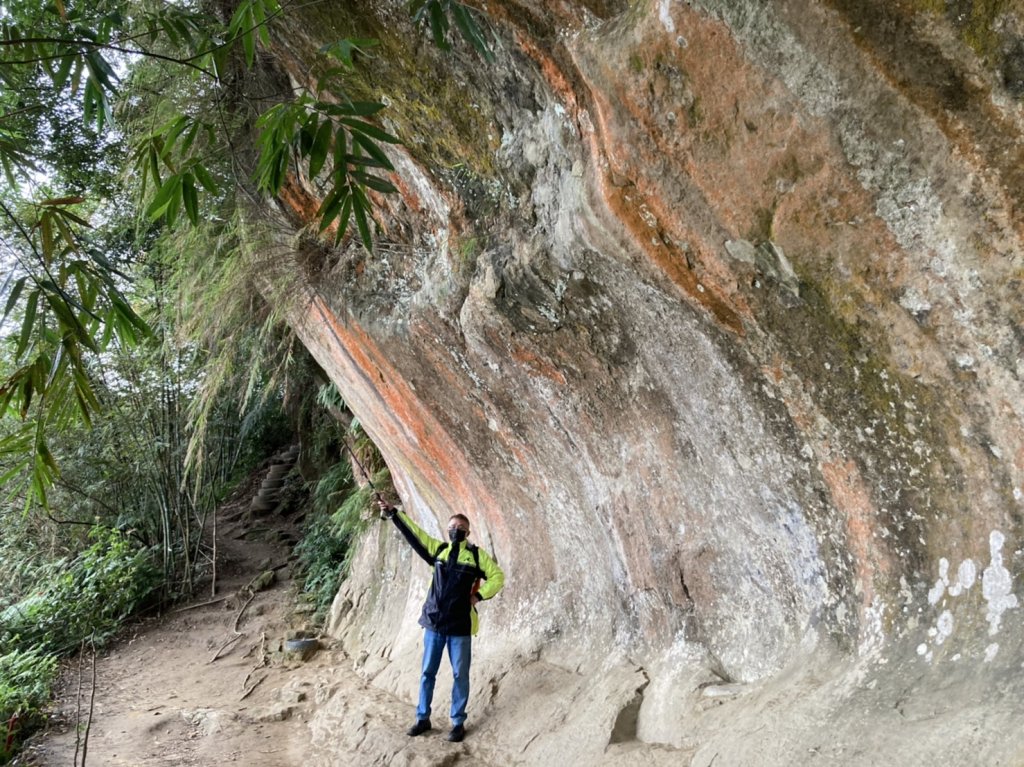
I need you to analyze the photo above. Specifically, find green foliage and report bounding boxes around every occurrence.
[0,0,398,508]
[0,191,152,507]
[296,460,389,623]
[293,510,350,623]
[315,381,346,413]
[312,458,354,516]
[0,527,157,762]
[0,648,58,762]
[294,383,393,624]
[254,96,399,247]
[409,0,494,61]
[0,528,159,656]
[330,468,387,538]
[0,0,499,511]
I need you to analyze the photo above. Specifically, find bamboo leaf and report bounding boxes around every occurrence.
[354,172,398,195]
[159,115,189,159]
[148,145,162,188]
[192,163,218,194]
[320,101,385,117]
[52,52,75,90]
[316,185,345,232]
[39,213,55,265]
[45,344,65,390]
[72,366,101,417]
[182,172,199,225]
[351,185,372,251]
[146,175,182,220]
[44,292,95,350]
[299,112,318,155]
[350,133,394,170]
[339,118,400,144]
[57,208,92,228]
[16,290,39,358]
[83,78,97,124]
[334,194,353,245]
[252,0,271,47]
[2,275,26,324]
[37,438,59,476]
[428,1,450,50]
[308,119,332,179]
[333,124,347,171]
[52,213,80,254]
[343,152,391,170]
[241,8,256,67]
[39,196,86,206]
[165,182,182,227]
[159,15,181,46]
[0,458,29,489]
[451,2,493,60]
[84,50,117,92]
[181,120,201,155]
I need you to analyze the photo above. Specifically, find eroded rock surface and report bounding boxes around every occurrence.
[250,1,1023,763]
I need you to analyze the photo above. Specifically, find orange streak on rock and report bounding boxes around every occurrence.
[278,176,316,219]
[514,32,580,116]
[510,343,567,386]
[820,459,889,610]
[602,179,746,335]
[301,296,505,538]
[516,30,745,336]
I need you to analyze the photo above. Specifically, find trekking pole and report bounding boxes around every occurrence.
[340,439,392,518]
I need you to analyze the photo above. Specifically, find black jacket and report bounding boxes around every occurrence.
[388,509,504,636]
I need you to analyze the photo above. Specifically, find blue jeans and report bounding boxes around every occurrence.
[417,629,472,726]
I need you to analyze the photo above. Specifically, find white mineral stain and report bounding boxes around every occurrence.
[957,559,977,590]
[928,557,949,604]
[659,0,675,33]
[985,643,999,662]
[934,610,953,645]
[858,597,886,657]
[982,531,1018,636]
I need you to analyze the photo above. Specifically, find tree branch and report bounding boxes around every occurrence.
[0,38,215,78]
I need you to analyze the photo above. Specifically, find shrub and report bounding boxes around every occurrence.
[0,649,58,763]
[0,528,159,657]
[295,464,387,623]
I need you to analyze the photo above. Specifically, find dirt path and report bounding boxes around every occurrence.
[16,470,514,767]
[16,479,349,767]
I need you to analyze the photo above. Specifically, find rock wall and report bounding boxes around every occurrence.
[256,1,1024,763]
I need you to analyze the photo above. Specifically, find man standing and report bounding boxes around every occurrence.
[379,501,505,742]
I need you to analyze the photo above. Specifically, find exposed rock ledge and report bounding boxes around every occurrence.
[252,0,1023,763]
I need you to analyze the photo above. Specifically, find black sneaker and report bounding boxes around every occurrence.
[447,724,466,742]
[406,719,431,736]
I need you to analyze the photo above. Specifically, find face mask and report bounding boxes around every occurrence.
[448,527,467,543]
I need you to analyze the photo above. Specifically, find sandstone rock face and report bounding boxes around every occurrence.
[259,1,1024,763]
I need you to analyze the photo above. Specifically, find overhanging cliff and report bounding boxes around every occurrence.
[247,1,1024,763]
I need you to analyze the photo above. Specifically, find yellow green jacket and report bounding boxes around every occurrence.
[388,510,504,636]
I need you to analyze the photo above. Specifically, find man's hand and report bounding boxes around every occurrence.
[470,594,482,607]
[377,498,397,519]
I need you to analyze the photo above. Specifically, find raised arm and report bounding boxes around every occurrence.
[380,502,445,566]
